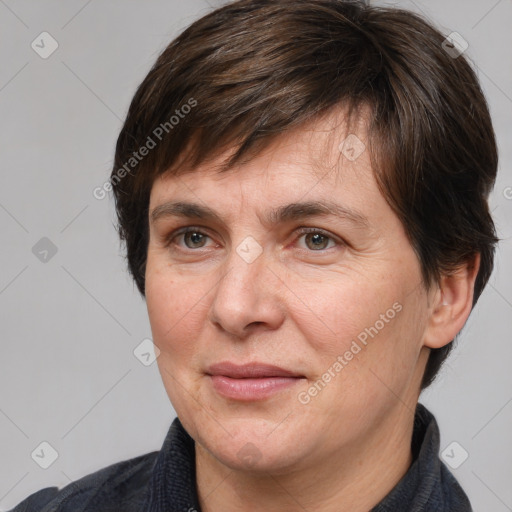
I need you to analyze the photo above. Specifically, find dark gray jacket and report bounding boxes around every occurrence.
[8,403,472,511]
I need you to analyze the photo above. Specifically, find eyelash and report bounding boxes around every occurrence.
[165,226,344,253]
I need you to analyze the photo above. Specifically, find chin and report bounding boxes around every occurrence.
[194,415,313,473]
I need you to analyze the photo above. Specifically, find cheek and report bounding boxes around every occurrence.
[293,270,421,400]
[145,264,207,360]
[294,277,387,355]
[296,280,424,415]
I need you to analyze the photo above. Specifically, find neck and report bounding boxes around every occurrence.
[195,402,417,512]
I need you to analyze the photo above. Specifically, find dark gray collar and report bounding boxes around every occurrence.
[371,403,472,511]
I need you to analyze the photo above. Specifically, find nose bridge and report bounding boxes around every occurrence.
[216,238,268,308]
[208,238,283,335]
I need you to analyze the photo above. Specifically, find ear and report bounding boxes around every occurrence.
[423,253,480,349]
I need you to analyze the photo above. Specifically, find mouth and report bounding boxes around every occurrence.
[206,362,306,401]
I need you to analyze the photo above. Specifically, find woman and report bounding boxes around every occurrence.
[10,0,498,510]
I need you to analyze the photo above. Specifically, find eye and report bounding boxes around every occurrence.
[166,227,215,250]
[165,226,343,253]
[295,227,341,251]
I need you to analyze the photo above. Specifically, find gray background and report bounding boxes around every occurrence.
[0,0,511,510]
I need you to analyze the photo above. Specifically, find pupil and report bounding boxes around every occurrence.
[188,232,203,246]
[308,233,326,250]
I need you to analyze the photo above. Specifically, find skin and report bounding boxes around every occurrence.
[145,108,479,512]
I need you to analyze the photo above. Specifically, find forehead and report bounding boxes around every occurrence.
[150,107,375,205]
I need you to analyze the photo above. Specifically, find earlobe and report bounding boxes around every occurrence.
[423,253,481,349]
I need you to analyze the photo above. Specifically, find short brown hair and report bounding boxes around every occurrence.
[111,0,499,390]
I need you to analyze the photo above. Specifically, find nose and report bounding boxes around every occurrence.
[207,244,286,338]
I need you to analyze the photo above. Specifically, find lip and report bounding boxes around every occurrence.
[206,362,305,401]
[207,362,302,378]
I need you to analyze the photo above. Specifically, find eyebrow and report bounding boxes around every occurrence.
[150,200,370,229]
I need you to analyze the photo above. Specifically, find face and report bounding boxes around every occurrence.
[145,109,433,474]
